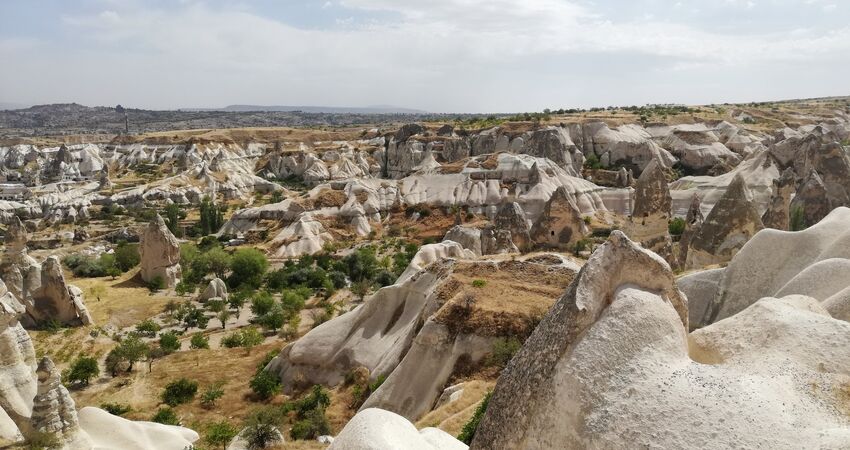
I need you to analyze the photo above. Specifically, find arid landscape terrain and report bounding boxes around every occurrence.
[1,94,849,449]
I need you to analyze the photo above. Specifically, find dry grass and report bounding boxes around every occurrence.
[415,380,494,436]
[67,269,178,328]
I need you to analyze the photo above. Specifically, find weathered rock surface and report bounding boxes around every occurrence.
[530,186,588,249]
[329,408,467,450]
[493,202,531,252]
[676,194,704,269]
[623,159,673,261]
[0,217,92,326]
[685,174,763,269]
[139,214,182,288]
[31,358,89,448]
[791,169,832,228]
[471,232,850,449]
[77,407,199,450]
[692,207,850,326]
[199,278,227,302]
[761,167,796,230]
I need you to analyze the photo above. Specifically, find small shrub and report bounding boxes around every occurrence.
[151,407,179,425]
[457,391,492,445]
[290,407,331,440]
[790,204,806,231]
[100,402,132,416]
[189,333,209,349]
[159,331,181,354]
[488,337,522,367]
[24,431,60,450]
[148,275,166,292]
[135,319,161,337]
[161,378,198,406]
[668,217,686,236]
[200,382,225,409]
[250,370,281,400]
[583,216,592,225]
[204,420,238,450]
[243,407,284,449]
[221,333,242,348]
[471,279,487,288]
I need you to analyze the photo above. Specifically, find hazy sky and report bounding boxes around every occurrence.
[1,0,848,112]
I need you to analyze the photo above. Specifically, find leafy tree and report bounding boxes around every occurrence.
[279,290,306,320]
[175,281,196,297]
[228,289,250,312]
[161,378,198,406]
[457,391,492,445]
[66,356,99,385]
[189,333,209,349]
[114,242,140,272]
[198,196,225,236]
[351,279,372,302]
[151,407,179,425]
[328,270,347,289]
[250,291,276,316]
[106,333,149,374]
[374,270,396,287]
[242,407,283,449]
[240,327,264,352]
[249,370,281,400]
[257,304,285,333]
[487,337,521,367]
[228,248,268,288]
[179,303,210,331]
[159,331,181,354]
[217,308,231,329]
[163,203,182,237]
[135,319,161,337]
[204,420,238,450]
[286,385,331,440]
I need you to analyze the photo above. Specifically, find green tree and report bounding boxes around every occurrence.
[228,248,269,288]
[159,331,181,354]
[249,370,281,400]
[151,407,179,425]
[258,304,285,334]
[240,327,264,353]
[242,407,283,449]
[200,382,225,409]
[114,242,140,272]
[250,291,276,317]
[189,333,209,349]
[135,319,161,337]
[66,356,100,386]
[161,378,198,406]
[164,203,182,237]
[204,420,238,450]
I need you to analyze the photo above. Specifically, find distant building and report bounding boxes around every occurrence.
[0,183,32,201]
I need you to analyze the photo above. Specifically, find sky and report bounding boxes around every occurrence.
[0,0,848,113]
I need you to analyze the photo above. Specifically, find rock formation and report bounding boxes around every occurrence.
[685,174,764,269]
[267,246,576,421]
[623,159,673,261]
[199,278,227,302]
[676,193,704,269]
[494,202,531,252]
[329,408,467,450]
[0,217,92,326]
[529,186,588,249]
[139,214,182,288]
[688,206,850,327]
[471,231,850,449]
[790,169,831,229]
[761,167,796,230]
[30,358,89,448]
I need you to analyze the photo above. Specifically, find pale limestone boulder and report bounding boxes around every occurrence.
[77,407,199,450]
[139,214,182,288]
[271,212,334,258]
[199,278,227,303]
[329,408,467,450]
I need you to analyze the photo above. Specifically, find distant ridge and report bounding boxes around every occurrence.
[186,105,429,114]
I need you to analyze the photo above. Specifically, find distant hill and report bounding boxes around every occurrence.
[188,105,429,114]
[0,102,31,111]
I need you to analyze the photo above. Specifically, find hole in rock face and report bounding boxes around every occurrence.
[687,335,725,365]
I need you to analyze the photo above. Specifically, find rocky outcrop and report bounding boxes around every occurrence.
[623,159,673,260]
[471,231,850,449]
[199,278,227,302]
[761,167,796,230]
[520,127,583,174]
[494,202,531,252]
[329,409,467,450]
[0,279,36,446]
[677,194,704,269]
[690,207,850,327]
[139,214,182,288]
[31,358,89,448]
[529,186,588,249]
[0,217,92,326]
[268,248,575,421]
[790,170,831,229]
[471,231,687,449]
[271,212,334,258]
[685,174,764,269]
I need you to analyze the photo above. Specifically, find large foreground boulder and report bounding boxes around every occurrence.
[471,232,850,449]
[139,215,182,288]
